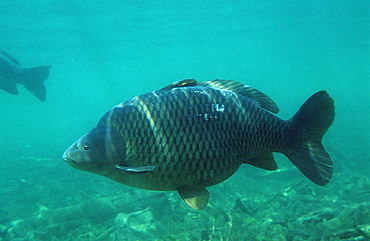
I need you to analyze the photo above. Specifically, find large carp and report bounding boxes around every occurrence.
[63,79,335,210]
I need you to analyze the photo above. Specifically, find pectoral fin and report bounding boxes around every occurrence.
[115,165,155,173]
[177,187,209,210]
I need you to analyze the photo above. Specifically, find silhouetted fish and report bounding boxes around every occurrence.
[63,79,335,209]
[0,51,51,101]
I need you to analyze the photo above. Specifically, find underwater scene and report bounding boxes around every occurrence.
[0,0,369,240]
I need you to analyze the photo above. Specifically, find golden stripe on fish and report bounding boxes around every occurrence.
[133,95,165,149]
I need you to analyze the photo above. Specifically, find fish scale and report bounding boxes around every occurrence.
[63,79,335,210]
[114,86,287,188]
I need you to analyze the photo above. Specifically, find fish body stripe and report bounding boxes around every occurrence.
[104,86,295,190]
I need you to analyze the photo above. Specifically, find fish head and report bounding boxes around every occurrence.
[63,127,126,176]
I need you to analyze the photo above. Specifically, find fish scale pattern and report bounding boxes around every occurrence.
[105,86,293,191]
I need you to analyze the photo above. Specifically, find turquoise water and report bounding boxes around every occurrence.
[1,0,369,240]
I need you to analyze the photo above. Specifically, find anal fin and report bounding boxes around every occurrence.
[0,82,19,95]
[243,152,278,170]
[177,187,209,210]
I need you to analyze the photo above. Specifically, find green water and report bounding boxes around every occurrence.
[0,0,369,240]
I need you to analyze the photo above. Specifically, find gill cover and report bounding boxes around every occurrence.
[63,127,126,176]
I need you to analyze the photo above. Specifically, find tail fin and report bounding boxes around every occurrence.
[285,91,335,186]
[21,65,51,102]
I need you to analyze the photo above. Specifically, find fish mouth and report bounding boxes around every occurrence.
[62,154,79,168]
[63,156,73,163]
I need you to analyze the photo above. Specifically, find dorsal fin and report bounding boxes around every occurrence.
[0,51,21,65]
[160,79,279,113]
[161,79,198,90]
[198,79,279,113]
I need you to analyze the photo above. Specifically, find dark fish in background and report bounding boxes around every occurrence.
[0,51,51,101]
[63,79,335,210]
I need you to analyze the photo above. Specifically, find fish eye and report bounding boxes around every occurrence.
[83,145,90,150]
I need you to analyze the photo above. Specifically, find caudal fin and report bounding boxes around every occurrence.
[285,91,335,186]
[21,65,51,102]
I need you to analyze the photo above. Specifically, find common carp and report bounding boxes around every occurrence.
[63,79,335,210]
[0,51,51,101]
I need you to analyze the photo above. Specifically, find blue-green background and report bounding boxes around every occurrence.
[1,1,369,240]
